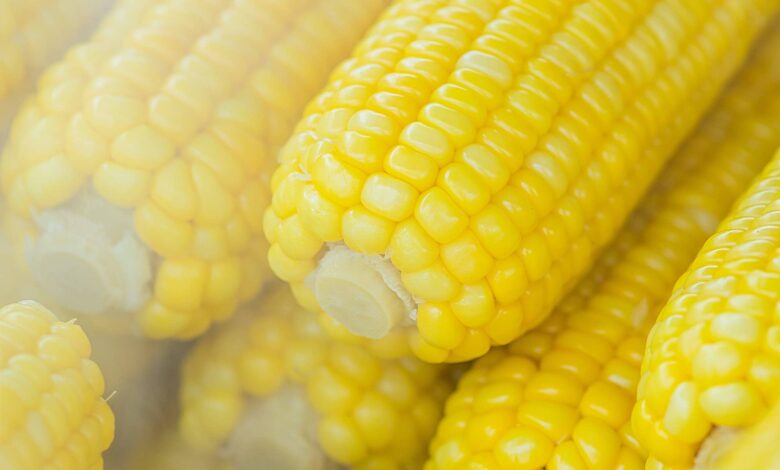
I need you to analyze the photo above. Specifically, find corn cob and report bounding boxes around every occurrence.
[264,0,778,363]
[0,301,114,469]
[631,134,780,461]
[0,0,390,340]
[179,284,456,469]
[0,0,112,134]
[425,22,780,469]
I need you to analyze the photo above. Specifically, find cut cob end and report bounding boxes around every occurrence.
[310,245,414,339]
[26,191,151,316]
[223,387,330,470]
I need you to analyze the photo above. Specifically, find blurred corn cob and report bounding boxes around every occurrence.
[179,284,456,469]
[425,21,780,469]
[707,400,780,470]
[0,0,113,135]
[632,122,780,465]
[0,0,390,340]
[0,301,114,469]
[265,0,779,363]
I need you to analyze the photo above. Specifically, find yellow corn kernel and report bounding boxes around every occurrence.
[179,284,456,469]
[429,19,780,468]
[0,301,114,468]
[0,0,391,340]
[268,0,778,365]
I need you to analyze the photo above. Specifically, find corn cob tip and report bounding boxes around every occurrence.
[26,191,151,316]
[222,387,330,470]
[311,245,414,339]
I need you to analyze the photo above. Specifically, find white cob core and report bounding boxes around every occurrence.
[309,244,416,339]
[26,191,152,316]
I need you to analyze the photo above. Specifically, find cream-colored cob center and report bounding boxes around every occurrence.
[26,190,152,315]
[310,245,415,339]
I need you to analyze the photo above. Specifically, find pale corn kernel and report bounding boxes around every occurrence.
[579,381,633,429]
[93,162,150,207]
[456,143,510,194]
[487,255,529,305]
[353,392,399,450]
[402,261,460,302]
[110,125,175,171]
[516,400,579,443]
[524,372,584,408]
[312,154,367,208]
[417,303,467,351]
[450,282,495,328]
[662,381,711,443]
[307,367,361,416]
[155,258,209,312]
[494,426,553,469]
[151,159,199,221]
[186,134,246,194]
[464,409,515,452]
[85,95,146,137]
[134,201,193,257]
[24,155,84,209]
[483,302,524,346]
[203,259,242,306]
[191,162,236,225]
[691,342,749,386]
[572,417,622,469]
[267,244,315,282]
[415,187,469,244]
[361,173,418,222]
[65,114,110,173]
[472,380,523,413]
[519,233,553,282]
[471,204,521,259]
[389,219,439,272]
[296,184,344,242]
[698,382,765,426]
[277,215,323,261]
[341,206,395,254]
[238,349,284,396]
[441,231,494,284]
[421,103,477,149]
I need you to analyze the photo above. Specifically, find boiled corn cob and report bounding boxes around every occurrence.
[179,284,456,469]
[425,22,780,469]
[0,301,114,469]
[631,134,780,462]
[265,0,779,363]
[0,0,112,134]
[0,0,390,340]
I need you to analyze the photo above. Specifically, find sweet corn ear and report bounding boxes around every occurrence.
[633,147,780,463]
[0,0,390,339]
[0,301,114,469]
[266,0,779,361]
[179,284,457,469]
[426,20,780,469]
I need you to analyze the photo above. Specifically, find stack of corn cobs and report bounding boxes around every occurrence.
[3,0,780,468]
